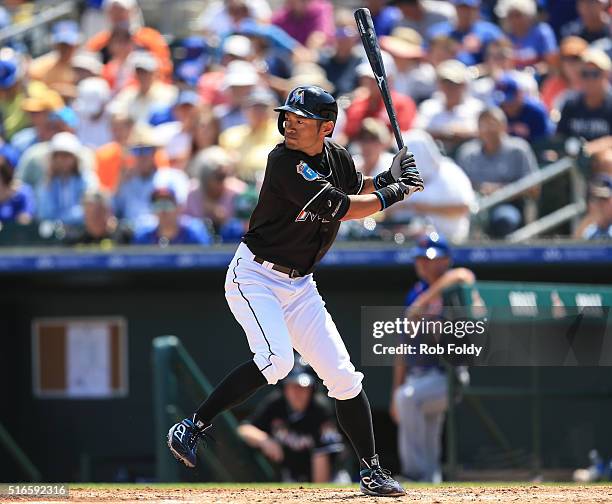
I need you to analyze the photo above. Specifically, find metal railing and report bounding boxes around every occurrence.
[471,156,587,242]
[0,1,76,57]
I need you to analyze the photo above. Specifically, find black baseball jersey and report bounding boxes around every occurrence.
[244,139,364,275]
[246,390,344,482]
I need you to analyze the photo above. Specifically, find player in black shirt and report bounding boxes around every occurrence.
[238,363,344,482]
[168,85,424,497]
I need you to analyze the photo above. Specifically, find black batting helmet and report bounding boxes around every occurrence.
[275,85,338,135]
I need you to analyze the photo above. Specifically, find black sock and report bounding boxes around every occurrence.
[335,390,376,470]
[195,360,267,425]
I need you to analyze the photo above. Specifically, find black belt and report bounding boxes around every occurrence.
[253,256,303,279]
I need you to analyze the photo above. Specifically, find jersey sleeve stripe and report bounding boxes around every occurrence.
[299,182,331,214]
[356,172,365,195]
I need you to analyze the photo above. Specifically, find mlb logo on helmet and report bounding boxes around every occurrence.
[290,88,305,105]
[296,160,319,181]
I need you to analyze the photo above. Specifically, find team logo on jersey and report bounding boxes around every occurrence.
[289,88,305,105]
[296,160,319,181]
[295,209,330,223]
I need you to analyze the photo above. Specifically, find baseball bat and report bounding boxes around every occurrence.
[354,8,405,151]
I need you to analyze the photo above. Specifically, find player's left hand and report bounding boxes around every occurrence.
[390,146,417,180]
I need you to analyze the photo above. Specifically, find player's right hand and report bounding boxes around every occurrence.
[398,170,424,195]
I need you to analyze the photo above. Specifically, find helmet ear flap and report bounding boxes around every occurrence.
[277,111,286,135]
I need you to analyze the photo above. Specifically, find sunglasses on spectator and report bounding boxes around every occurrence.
[561,55,582,63]
[130,146,156,156]
[152,199,177,212]
[581,68,603,79]
[212,171,227,181]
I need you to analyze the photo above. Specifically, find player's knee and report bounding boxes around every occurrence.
[272,351,295,381]
[259,349,294,385]
[325,368,364,400]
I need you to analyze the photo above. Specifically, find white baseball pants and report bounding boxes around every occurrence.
[224,242,363,400]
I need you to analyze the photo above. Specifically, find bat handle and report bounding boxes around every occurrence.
[393,129,404,152]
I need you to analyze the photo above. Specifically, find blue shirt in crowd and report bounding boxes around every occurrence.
[510,22,558,69]
[113,169,188,226]
[134,216,212,245]
[37,175,88,225]
[403,280,445,371]
[506,97,553,143]
[427,19,503,65]
[0,184,35,222]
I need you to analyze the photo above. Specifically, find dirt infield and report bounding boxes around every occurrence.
[5,485,612,504]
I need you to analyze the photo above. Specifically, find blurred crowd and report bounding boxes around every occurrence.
[0,0,611,246]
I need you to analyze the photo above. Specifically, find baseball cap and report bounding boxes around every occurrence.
[103,0,137,9]
[0,58,18,89]
[49,131,81,157]
[128,50,158,73]
[495,0,537,18]
[51,20,81,46]
[356,50,397,80]
[493,74,520,104]
[50,106,79,129]
[223,60,258,88]
[222,35,253,59]
[72,51,103,75]
[283,365,316,387]
[391,27,423,47]
[357,117,391,143]
[380,35,424,59]
[73,77,111,116]
[589,175,612,199]
[151,186,177,203]
[581,48,612,72]
[0,143,19,170]
[128,124,162,148]
[437,59,470,84]
[244,87,277,107]
[413,231,451,260]
[560,36,589,58]
[288,62,335,94]
[175,89,200,107]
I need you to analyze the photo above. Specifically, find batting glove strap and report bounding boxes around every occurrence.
[373,183,405,210]
[373,170,395,190]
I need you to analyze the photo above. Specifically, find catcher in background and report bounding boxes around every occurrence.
[238,360,345,483]
[390,232,474,482]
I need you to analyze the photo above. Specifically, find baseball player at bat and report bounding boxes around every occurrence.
[168,86,424,497]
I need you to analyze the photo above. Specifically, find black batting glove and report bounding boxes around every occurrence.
[398,171,425,195]
[373,182,405,210]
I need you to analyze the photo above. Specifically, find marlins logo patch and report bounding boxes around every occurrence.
[296,160,319,181]
[289,88,305,105]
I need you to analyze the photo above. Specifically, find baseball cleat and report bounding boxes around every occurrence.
[359,455,406,497]
[167,415,212,468]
